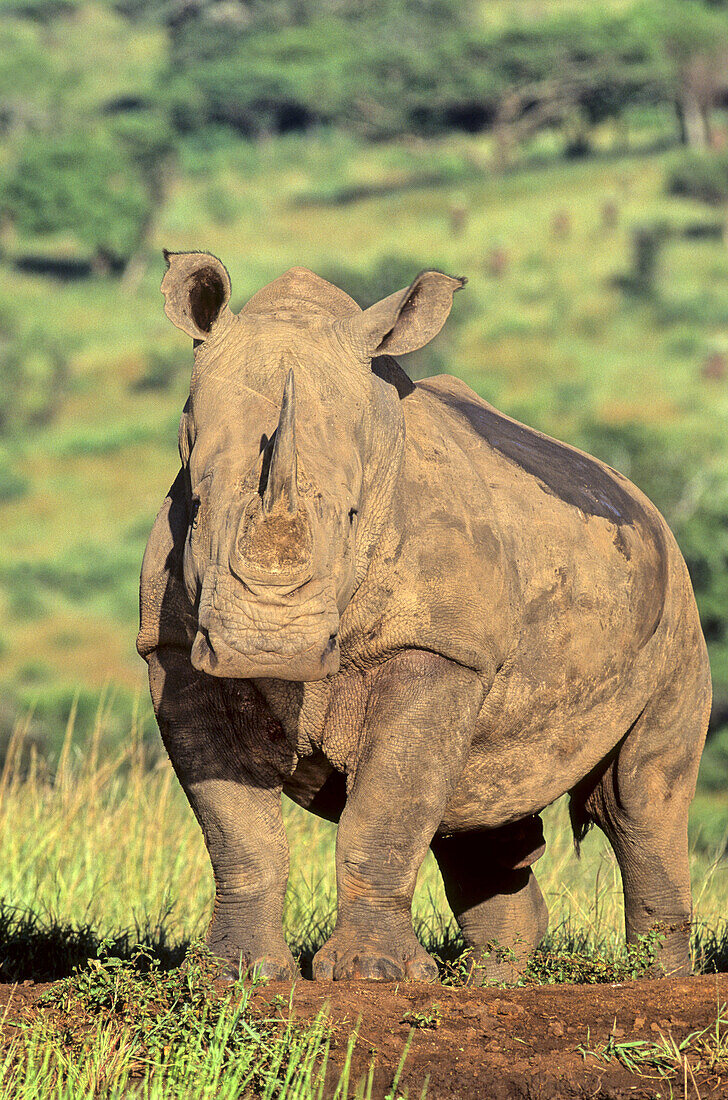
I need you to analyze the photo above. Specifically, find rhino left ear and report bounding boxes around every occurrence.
[339,270,466,359]
[161,250,232,341]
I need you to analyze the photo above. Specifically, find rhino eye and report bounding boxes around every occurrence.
[190,498,201,529]
[348,508,358,524]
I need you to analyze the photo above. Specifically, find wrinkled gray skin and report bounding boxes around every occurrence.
[138,250,710,984]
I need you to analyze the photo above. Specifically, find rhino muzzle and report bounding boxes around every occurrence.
[190,569,341,681]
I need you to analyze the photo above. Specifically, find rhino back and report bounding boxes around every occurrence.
[376,374,682,680]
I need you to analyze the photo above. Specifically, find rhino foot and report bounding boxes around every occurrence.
[312,931,438,982]
[458,945,526,986]
[207,939,299,983]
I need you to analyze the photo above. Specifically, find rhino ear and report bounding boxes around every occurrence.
[161,250,232,341]
[339,271,466,359]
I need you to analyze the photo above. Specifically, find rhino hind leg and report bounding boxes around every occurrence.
[571,645,711,977]
[431,827,549,985]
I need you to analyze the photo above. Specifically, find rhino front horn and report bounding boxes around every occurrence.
[263,368,298,515]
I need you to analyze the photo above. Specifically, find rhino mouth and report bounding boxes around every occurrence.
[190,571,341,681]
[191,622,340,680]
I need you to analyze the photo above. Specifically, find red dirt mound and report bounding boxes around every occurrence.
[251,973,728,1099]
[1,973,725,1098]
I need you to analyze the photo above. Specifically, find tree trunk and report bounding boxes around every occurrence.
[677,92,711,149]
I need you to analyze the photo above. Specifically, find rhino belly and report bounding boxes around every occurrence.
[438,648,662,832]
[283,750,346,824]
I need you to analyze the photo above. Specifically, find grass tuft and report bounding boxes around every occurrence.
[578,998,728,1082]
[0,943,357,1099]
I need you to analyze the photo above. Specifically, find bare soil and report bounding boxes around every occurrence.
[1,974,726,1098]
[253,975,728,1099]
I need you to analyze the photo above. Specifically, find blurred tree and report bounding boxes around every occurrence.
[479,11,664,167]
[2,128,154,271]
[648,0,728,148]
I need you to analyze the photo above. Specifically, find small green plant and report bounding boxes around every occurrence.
[578,999,728,1081]
[438,941,518,987]
[401,1004,442,1030]
[435,927,666,987]
[526,926,666,985]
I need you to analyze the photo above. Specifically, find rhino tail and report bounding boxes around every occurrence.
[568,737,627,856]
[568,792,594,858]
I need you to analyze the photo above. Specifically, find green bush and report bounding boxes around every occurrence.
[2,129,153,269]
[0,445,28,502]
[0,329,69,436]
[667,150,728,205]
[132,348,183,393]
[698,727,728,792]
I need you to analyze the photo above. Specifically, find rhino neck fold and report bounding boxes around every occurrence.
[348,381,407,599]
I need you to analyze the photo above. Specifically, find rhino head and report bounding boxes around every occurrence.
[161,250,464,681]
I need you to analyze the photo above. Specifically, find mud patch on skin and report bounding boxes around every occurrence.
[417,379,671,649]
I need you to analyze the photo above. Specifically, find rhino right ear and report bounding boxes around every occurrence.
[337,270,466,360]
[161,250,232,341]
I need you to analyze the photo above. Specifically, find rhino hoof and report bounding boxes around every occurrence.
[210,948,299,984]
[405,953,439,982]
[342,953,404,981]
[312,935,438,982]
[248,956,299,982]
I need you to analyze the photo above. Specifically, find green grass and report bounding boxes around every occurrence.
[578,999,728,1084]
[0,946,366,1100]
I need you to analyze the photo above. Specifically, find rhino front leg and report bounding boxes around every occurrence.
[148,647,298,980]
[313,652,483,982]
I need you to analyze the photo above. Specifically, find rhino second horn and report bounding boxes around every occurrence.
[263,368,298,515]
